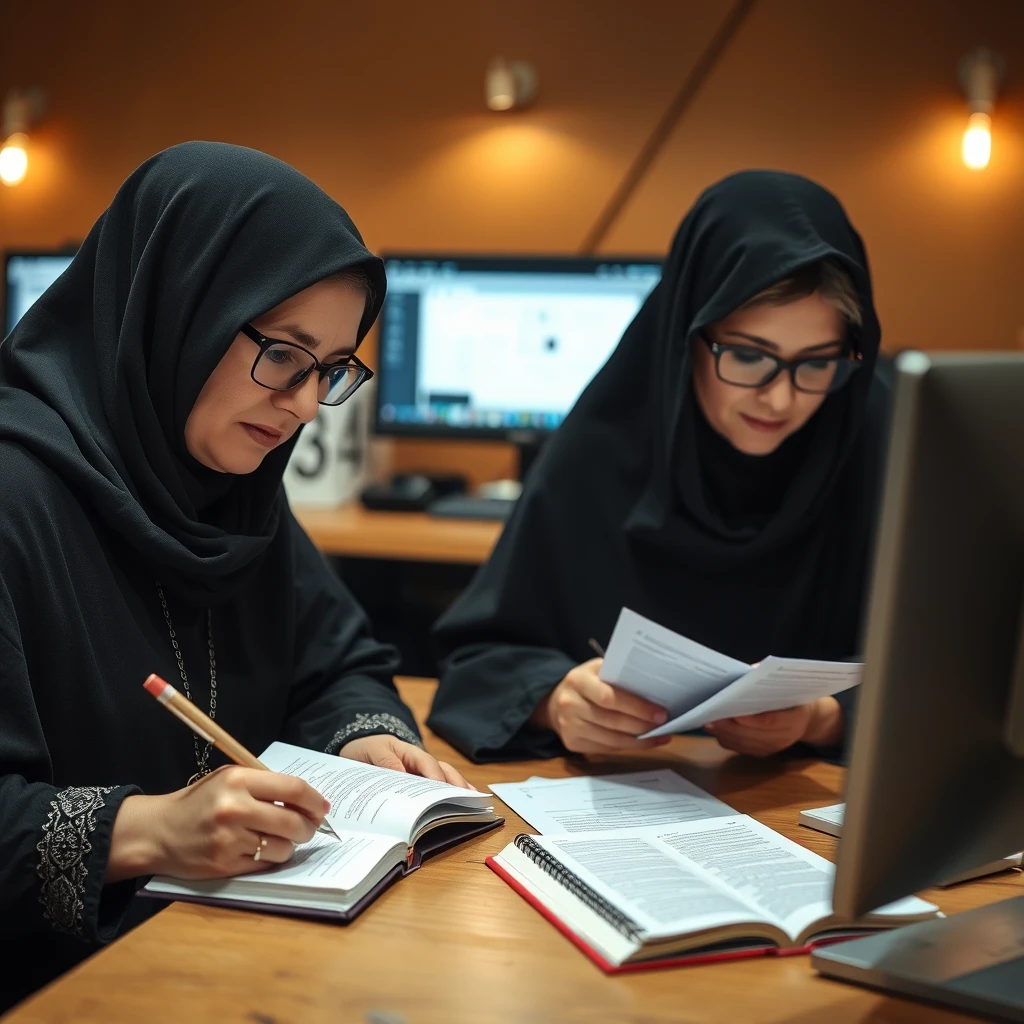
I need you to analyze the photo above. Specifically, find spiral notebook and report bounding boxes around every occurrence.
[487,815,939,972]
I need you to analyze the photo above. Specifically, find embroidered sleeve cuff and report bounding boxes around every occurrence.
[324,712,423,755]
[36,784,141,943]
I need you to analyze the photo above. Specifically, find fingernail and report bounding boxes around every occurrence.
[657,736,672,745]
[323,799,331,813]
[653,711,667,724]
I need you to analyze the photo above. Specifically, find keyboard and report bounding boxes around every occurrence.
[427,495,516,521]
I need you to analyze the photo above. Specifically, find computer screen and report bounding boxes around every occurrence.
[814,351,1024,1016]
[4,251,76,335]
[375,255,661,439]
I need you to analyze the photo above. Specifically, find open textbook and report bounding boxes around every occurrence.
[599,608,862,737]
[145,742,501,920]
[487,815,939,972]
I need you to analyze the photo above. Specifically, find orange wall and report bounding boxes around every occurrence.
[2,0,1023,484]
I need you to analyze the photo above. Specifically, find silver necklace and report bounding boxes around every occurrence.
[157,583,218,785]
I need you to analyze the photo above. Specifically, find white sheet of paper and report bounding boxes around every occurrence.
[641,656,862,737]
[599,608,749,714]
[488,770,735,834]
[598,609,861,738]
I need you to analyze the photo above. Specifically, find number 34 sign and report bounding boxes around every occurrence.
[283,385,373,508]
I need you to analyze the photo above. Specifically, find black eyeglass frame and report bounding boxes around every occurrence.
[240,323,374,406]
[698,330,861,395]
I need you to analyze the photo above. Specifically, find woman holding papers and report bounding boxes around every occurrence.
[430,170,885,763]
[0,143,466,1011]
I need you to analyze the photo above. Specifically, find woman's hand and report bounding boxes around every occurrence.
[532,658,671,754]
[339,734,472,789]
[106,766,328,884]
[704,696,844,757]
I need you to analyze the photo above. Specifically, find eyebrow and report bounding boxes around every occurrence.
[723,331,845,356]
[271,323,355,361]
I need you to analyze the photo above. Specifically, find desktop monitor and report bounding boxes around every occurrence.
[814,352,1024,1018]
[374,254,661,477]
[4,250,77,336]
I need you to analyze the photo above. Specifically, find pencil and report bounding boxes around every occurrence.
[143,673,337,836]
[144,673,268,770]
[588,637,606,658]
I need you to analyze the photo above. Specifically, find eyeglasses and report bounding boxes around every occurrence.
[240,324,373,407]
[699,332,861,395]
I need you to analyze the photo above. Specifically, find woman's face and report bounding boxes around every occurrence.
[185,277,366,474]
[691,292,846,456]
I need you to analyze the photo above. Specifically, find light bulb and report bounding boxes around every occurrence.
[485,58,538,112]
[0,132,29,186]
[486,60,517,111]
[962,112,991,170]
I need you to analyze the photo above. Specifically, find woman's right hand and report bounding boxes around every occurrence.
[531,658,672,754]
[105,766,329,883]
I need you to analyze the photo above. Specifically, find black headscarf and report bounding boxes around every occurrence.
[429,170,891,761]
[0,142,384,606]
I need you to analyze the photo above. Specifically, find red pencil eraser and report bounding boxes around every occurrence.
[144,674,170,698]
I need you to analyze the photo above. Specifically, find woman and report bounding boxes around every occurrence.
[0,142,466,1009]
[428,170,888,763]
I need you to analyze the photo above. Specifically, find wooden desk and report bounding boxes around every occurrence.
[8,680,1021,1024]
[294,503,502,564]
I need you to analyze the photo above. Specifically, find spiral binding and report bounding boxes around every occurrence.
[513,834,643,941]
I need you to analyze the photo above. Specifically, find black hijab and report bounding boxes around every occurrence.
[0,142,384,606]
[429,170,891,761]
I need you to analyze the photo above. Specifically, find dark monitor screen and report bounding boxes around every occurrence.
[4,250,76,336]
[374,254,661,439]
[833,352,1024,918]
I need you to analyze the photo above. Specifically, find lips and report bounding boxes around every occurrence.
[740,413,787,433]
[241,423,285,448]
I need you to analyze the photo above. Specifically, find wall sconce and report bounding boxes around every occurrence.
[958,48,1003,170]
[485,58,538,112]
[1,87,47,187]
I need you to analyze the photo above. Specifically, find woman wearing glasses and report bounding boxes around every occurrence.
[0,142,466,1010]
[429,170,886,762]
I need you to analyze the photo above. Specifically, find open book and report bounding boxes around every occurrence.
[487,815,938,972]
[145,742,501,921]
[599,608,862,736]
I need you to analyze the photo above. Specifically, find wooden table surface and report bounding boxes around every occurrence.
[7,679,1022,1024]
[294,503,503,563]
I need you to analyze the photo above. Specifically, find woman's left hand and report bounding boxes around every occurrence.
[704,696,843,757]
[338,734,474,789]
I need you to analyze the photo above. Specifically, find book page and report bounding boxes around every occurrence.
[489,770,735,834]
[145,829,401,898]
[598,608,748,714]
[539,814,928,944]
[654,816,836,941]
[260,742,490,843]
[643,657,862,737]
[238,829,400,891]
[541,830,770,939]
[656,816,937,939]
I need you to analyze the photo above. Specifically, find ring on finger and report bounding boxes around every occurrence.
[253,834,268,862]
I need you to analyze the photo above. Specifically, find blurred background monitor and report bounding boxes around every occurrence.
[814,352,1024,1020]
[374,253,661,480]
[4,249,77,336]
